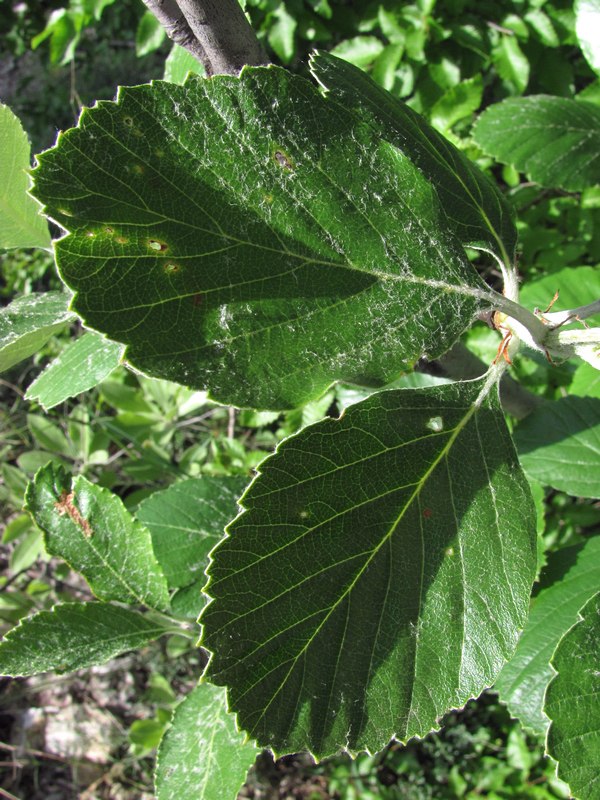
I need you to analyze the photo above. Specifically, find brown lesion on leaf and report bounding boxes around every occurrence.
[55,491,93,539]
[272,148,295,171]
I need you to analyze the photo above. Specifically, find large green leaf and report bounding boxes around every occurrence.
[201,377,537,757]
[25,330,123,409]
[473,97,600,191]
[155,682,259,800]
[31,66,487,410]
[310,51,517,264]
[135,476,247,589]
[0,103,50,249]
[26,465,170,611]
[545,591,600,800]
[495,536,600,736]
[514,396,600,499]
[0,602,168,677]
[0,292,74,374]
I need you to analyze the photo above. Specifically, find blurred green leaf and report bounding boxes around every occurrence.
[496,536,600,736]
[135,10,165,57]
[26,331,123,410]
[0,292,74,374]
[493,35,530,94]
[575,0,600,76]
[0,103,50,249]
[515,396,600,498]
[474,98,600,191]
[163,44,205,84]
[545,591,600,799]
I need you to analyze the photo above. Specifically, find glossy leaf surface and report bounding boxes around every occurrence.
[0,292,74,374]
[310,51,517,264]
[473,97,600,191]
[495,536,600,735]
[155,682,258,800]
[546,591,600,800]
[514,396,600,499]
[25,330,123,409]
[0,602,167,677]
[135,476,247,589]
[202,378,537,756]
[0,102,50,249]
[26,465,170,611]
[32,66,485,409]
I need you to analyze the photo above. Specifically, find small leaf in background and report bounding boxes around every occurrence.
[473,97,600,191]
[575,0,600,76]
[524,9,560,47]
[25,331,123,410]
[163,44,205,84]
[0,103,50,249]
[202,378,537,756]
[0,602,167,677]
[429,76,483,133]
[26,464,170,611]
[545,591,600,800]
[514,396,600,499]
[495,536,600,736]
[570,362,600,398]
[330,36,385,68]
[135,10,166,57]
[155,682,259,800]
[493,35,530,94]
[519,266,600,322]
[135,476,247,589]
[267,4,298,63]
[0,292,74,374]
[30,8,82,66]
[32,64,485,409]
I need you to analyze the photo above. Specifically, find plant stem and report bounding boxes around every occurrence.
[142,0,269,75]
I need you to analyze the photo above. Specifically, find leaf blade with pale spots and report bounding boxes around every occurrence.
[31,66,487,409]
[201,377,537,757]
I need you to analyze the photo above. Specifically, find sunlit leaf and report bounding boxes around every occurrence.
[0,602,168,677]
[495,536,600,735]
[155,682,259,800]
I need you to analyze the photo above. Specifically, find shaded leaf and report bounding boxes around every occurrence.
[155,682,259,800]
[546,591,600,800]
[0,602,167,677]
[31,66,487,410]
[26,464,170,611]
[473,97,600,191]
[495,536,600,736]
[202,377,537,756]
[0,292,74,374]
[0,103,50,249]
[493,35,530,94]
[135,476,247,589]
[514,396,600,498]
[519,266,600,322]
[26,331,123,409]
[136,10,166,57]
[310,51,516,263]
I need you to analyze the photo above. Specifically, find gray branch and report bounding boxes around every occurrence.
[142,0,268,76]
